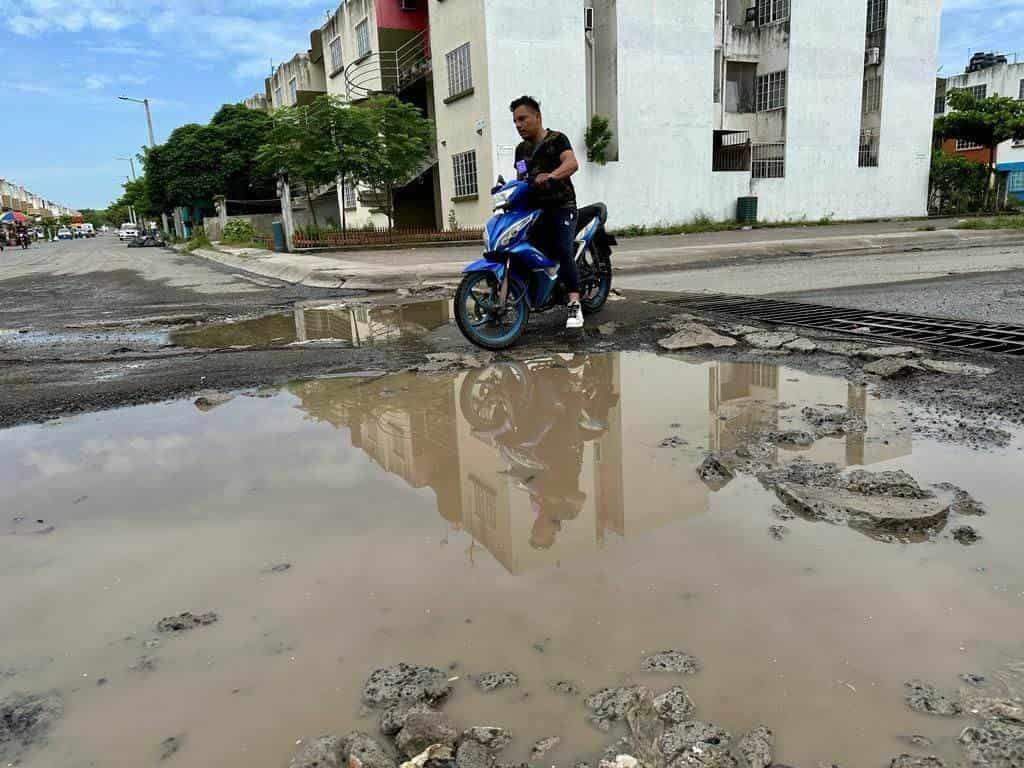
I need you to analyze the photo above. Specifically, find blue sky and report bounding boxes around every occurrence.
[2,0,1023,210]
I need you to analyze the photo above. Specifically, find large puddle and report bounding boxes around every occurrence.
[2,352,1023,767]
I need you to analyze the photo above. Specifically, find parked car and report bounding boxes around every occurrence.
[57,227,73,240]
[81,223,96,238]
[118,223,139,242]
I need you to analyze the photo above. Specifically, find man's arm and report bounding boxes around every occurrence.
[535,149,579,186]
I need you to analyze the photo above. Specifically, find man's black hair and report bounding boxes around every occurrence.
[510,95,541,114]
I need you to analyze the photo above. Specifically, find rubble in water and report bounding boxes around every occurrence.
[903,680,964,717]
[474,672,519,692]
[0,692,64,761]
[156,611,219,632]
[361,663,453,708]
[640,650,701,674]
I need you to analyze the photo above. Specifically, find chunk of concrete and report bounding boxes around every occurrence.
[863,358,924,378]
[744,331,798,350]
[775,484,950,534]
[658,323,737,351]
[920,359,995,377]
[289,736,344,768]
[737,726,774,768]
[858,346,922,360]
[784,337,819,353]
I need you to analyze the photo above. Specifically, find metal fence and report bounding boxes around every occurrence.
[713,131,752,172]
[752,142,786,179]
[293,226,484,249]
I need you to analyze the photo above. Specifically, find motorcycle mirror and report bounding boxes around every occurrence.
[496,175,506,186]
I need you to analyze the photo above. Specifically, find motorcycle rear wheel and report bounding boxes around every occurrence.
[455,271,530,351]
[578,242,612,314]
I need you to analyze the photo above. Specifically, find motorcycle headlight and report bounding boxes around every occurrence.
[496,216,532,250]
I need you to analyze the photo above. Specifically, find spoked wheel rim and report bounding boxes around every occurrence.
[458,272,527,346]
[577,245,611,311]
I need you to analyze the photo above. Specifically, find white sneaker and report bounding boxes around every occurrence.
[566,300,584,330]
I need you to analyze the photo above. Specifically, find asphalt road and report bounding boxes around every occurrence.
[616,243,1024,302]
[0,235,333,332]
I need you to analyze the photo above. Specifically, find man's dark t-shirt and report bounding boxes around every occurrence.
[515,130,577,211]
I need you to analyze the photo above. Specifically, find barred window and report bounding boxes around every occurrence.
[935,94,946,114]
[757,0,789,25]
[288,77,297,104]
[752,142,786,178]
[274,86,282,106]
[955,138,984,151]
[1008,170,1024,191]
[863,75,882,114]
[469,475,497,528]
[356,19,371,58]
[756,70,786,111]
[859,129,879,167]
[343,183,358,210]
[330,36,343,73]
[446,43,473,98]
[965,84,987,101]
[1019,79,1024,100]
[866,0,886,33]
[452,150,478,198]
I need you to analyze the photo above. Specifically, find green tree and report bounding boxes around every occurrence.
[928,151,989,214]
[360,96,434,232]
[934,90,1024,208]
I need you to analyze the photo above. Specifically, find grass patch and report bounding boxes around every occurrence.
[953,215,1024,230]
[183,227,213,252]
[916,225,937,232]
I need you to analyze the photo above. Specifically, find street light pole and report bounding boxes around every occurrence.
[118,95,165,233]
[117,156,137,181]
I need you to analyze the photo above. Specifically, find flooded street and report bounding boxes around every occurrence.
[3,352,1023,767]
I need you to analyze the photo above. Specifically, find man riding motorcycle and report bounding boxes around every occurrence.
[510,95,583,330]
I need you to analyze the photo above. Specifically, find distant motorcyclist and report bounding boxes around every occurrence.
[510,95,583,330]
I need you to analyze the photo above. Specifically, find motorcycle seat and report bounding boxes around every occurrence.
[575,203,607,234]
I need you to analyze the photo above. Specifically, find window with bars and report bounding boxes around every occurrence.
[1019,79,1024,100]
[1009,171,1024,192]
[756,71,786,112]
[274,86,282,106]
[446,43,473,98]
[343,183,358,210]
[330,36,343,73]
[356,19,371,58]
[866,0,886,33]
[752,142,786,178]
[288,77,297,104]
[935,94,946,114]
[452,150,478,198]
[859,130,879,167]
[955,138,984,151]
[962,84,987,100]
[469,475,497,528]
[863,74,882,114]
[757,0,789,25]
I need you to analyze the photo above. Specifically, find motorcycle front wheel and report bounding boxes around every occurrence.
[454,271,530,351]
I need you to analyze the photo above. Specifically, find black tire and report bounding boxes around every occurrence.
[454,272,530,351]
[458,363,530,431]
[578,242,612,315]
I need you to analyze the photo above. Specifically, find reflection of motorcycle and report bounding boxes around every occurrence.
[460,355,619,549]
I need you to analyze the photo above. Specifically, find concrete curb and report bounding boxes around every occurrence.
[183,229,1024,290]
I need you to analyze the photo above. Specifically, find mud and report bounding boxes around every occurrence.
[3,352,1024,768]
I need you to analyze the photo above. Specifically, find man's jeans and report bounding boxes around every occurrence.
[533,208,579,294]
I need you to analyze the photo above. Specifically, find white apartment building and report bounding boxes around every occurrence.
[267,52,327,110]
[428,0,941,229]
[937,55,1024,204]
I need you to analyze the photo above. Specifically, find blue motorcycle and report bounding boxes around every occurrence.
[454,177,616,350]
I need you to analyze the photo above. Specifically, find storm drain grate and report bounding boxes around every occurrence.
[658,293,1024,357]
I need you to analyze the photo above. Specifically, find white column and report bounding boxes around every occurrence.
[279,178,295,252]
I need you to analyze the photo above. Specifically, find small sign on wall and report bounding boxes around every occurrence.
[475,118,488,134]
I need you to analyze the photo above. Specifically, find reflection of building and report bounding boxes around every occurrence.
[171,300,451,350]
[286,354,911,577]
[709,362,912,467]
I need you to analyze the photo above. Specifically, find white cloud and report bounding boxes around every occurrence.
[84,74,109,90]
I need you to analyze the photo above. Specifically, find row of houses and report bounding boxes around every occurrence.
[935,51,1024,204]
[0,178,77,220]
[243,0,944,232]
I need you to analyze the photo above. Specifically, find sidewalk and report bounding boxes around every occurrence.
[189,219,1024,290]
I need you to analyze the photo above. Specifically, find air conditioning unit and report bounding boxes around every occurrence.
[745,6,758,23]
[865,47,881,66]
[585,7,595,31]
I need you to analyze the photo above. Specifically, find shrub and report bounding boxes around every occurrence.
[184,226,212,252]
[221,218,257,244]
[584,115,614,165]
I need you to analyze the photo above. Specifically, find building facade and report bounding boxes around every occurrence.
[267,52,327,110]
[428,0,941,229]
[937,56,1024,203]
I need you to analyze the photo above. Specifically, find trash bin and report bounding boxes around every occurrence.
[736,196,758,225]
[271,221,286,252]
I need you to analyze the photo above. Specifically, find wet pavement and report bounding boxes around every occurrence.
[3,352,1023,767]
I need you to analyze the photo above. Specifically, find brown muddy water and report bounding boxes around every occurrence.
[2,352,1023,768]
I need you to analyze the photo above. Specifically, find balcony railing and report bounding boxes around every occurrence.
[345,29,431,100]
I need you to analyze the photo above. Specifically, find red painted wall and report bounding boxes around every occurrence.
[940,138,991,166]
[374,0,428,31]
